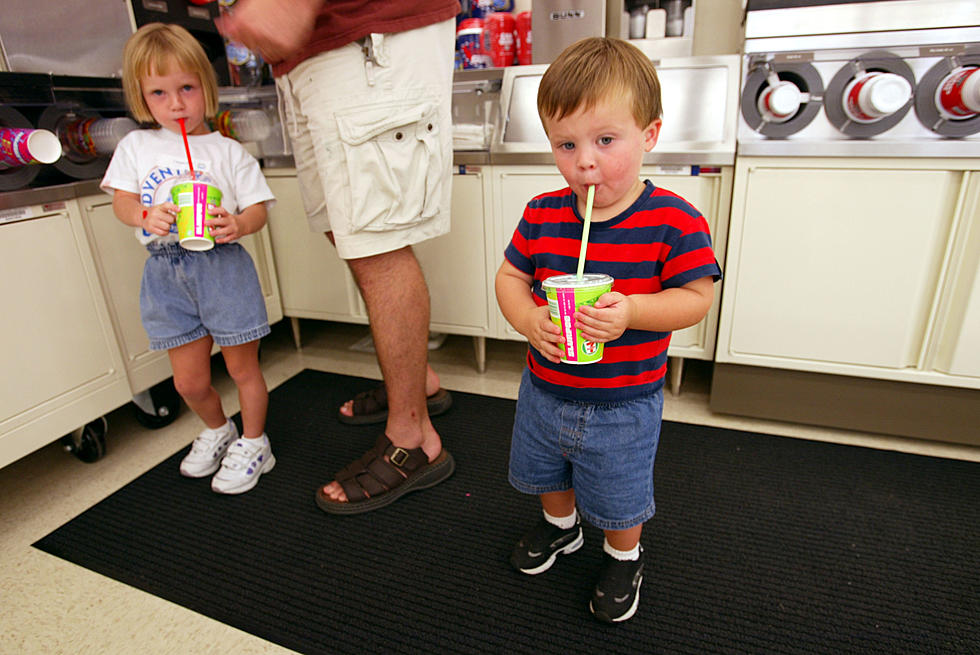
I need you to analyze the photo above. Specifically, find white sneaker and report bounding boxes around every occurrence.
[180,420,239,478]
[211,434,275,495]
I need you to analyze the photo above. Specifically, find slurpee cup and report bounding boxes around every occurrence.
[171,179,222,251]
[542,273,613,364]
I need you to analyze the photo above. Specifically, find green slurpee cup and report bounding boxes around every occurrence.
[542,273,614,364]
[171,180,222,251]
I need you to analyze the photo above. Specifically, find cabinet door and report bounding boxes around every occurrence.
[493,168,566,339]
[641,168,729,357]
[263,174,365,322]
[721,165,958,371]
[937,264,980,378]
[0,203,130,468]
[932,174,980,379]
[239,226,283,327]
[414,170,490,335]
[81,197,165,392]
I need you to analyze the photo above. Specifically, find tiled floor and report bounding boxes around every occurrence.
[3,319,978,653]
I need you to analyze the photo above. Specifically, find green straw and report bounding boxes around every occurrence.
[575,185,595,280]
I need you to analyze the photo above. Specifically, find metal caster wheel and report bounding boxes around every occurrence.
[132,378,181,429]
[61,416,108,463]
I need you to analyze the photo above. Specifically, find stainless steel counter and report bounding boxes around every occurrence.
[0,179,102,211]
[493,57,741,167]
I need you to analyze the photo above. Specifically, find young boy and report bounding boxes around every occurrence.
[495,37,722,622]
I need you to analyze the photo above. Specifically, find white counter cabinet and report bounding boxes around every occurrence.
[0,198,131,469]
[264,164,731,382]
[715,157,980,389]
[78,194,284,394]
[263,171,366,328]
[263,168,494,369]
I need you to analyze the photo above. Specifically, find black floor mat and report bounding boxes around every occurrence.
[34,370,980,654]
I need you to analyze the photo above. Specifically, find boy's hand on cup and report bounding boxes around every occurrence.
[141,202,178,236]
[205,205,241,243]
[525,304,565,364]
[575,292,631,343]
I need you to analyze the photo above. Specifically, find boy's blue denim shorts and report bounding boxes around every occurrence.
[509,368,663,531]
[140,242,270,351]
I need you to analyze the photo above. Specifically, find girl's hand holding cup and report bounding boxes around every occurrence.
[140,202,178,237]
[205,204,242,244]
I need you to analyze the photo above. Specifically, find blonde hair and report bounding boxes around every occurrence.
[537,37,662,133]
[122,22,219,124]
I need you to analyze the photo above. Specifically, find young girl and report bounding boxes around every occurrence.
[101,23,277,494]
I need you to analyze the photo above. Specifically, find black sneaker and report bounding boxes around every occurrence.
[590,546,644,623]
[510,516,584,575]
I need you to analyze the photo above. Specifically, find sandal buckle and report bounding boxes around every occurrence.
[389,447,410,467]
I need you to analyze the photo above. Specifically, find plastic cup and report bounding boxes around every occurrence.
[87,117,138,154]
[213,109,272,142]
[0,127,61,169]
[937,66,980,118]
[542,273,613,364]
[843,72,911,122]
[63,117,137,157]
[171,181,222,251]
[757,81,801,122]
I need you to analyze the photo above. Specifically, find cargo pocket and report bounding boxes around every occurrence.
[334,100,445,233]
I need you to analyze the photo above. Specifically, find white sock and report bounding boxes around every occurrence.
[202,419,233,437]
[603,538,640,561]
[242,433,267,443]
[543,508,577,530]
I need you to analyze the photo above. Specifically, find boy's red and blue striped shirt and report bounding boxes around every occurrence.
[504,180,722,402]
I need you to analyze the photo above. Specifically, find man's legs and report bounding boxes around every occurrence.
[329,228,441,419]
[319,245,443,503]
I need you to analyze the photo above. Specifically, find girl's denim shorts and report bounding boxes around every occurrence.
[140,242,270,351]
[509,368,664,531]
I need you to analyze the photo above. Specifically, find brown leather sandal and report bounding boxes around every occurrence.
[338,385,453,425]
[315,435,455,515]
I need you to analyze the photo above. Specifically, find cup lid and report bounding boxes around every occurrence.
[542,273,613,288]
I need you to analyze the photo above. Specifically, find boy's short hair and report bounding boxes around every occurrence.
[537,37,662,132]
[122,22,219,124]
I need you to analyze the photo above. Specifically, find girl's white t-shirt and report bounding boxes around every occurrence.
[100,128,276,245]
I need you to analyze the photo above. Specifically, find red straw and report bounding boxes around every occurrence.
[177,118,195,179]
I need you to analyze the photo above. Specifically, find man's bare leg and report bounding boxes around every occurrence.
[321,245,443,503]
[328,230,441,419]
